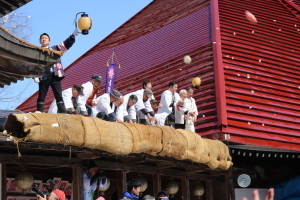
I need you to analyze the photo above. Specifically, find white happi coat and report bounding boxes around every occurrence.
[132,89,153,114]
[175,99,189,124]
[77,81,94,111]
[158,89,180,114]
[93,93,114,116]
[116,94,137,121]
[185,97,198,132]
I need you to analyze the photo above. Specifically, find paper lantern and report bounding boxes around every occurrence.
[192,76,201,89]
[98,176,110,196]
[15,170,34,195]
[76,12,92,35]
[192,183,205,198]
[165,180,179,198]
[137,177,148,196]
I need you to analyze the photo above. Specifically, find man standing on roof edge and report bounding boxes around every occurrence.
[34,28,79,113]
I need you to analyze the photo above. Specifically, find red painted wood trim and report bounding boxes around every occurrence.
[210,0,227,128]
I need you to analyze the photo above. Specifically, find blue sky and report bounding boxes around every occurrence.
[0,0,152,109]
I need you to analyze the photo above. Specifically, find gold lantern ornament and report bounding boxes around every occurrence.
[74,12,92,35]
[165,180,179,198]
[192,75,201,89]
[98,174,110,196]
[15,170,34,195]
[137,177,148,196]
[192,182,205,199]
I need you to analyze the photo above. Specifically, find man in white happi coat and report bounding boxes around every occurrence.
[94,89,123,122]
[185,87,198,132]
[132,88,155,124]
[48,84,85,114]
[158,81,180,126]
[174,89,189,129]
[115,94,138,123]
[77,74,102,116]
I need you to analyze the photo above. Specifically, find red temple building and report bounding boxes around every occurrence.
[14,0,300,198]
[18,0,300,150]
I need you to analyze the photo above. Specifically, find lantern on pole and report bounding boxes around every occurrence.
[192,75,201,89]
[74,12,92,35]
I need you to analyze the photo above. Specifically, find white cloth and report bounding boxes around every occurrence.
[175,99,189,124]
[158,89,180,114]
[83,171,98,200]
[185,97,198,132]
[77,81,94,111]
[94,93,114,115]
[155,113,169,126]
[48,88,74,114]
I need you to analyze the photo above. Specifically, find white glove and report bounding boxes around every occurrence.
[34,78,40,83]
[72,29,79,37]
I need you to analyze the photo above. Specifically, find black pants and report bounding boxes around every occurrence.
[175,123,185,129]
[37,74,65,113]
[96,112,116,122]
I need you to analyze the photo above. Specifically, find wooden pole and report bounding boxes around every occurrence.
[117,170,126,199]
[1,163,6,200]
[181,177,190,200]
[152,173,161,198]
[72,166,83,200]
[205,180,213,200]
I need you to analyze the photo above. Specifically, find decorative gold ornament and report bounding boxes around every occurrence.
[137,177,148,196]
[15,170,34,195]
[192,183,205,198]
[98,176,110,196]
[165,180,179,198]
[192,76,201,89]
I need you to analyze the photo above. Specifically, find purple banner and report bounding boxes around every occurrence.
[105,63,118,93]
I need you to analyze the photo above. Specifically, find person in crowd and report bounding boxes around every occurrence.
[37,189,66,200]
[174,89,188,129]
[132,88,156,124]
[94,89,123,122]
[121,179,142,200]
[78,74,103,116]
[138,80,162,124]
[158,191,169,200]
[150,99,169,126]
[116,94,138,123]
[83,160,100,200]
[96,197,105,200]
[158,81,180,126]
[242,188,274,200]
[142,195,155,200]
[35,29,79,113]
[48,84,85,114]
[185,86,198,132]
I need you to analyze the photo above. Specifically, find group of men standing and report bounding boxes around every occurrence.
[35,31,198,132]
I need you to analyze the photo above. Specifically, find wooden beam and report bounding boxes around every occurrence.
[181,177,190,200]
[72,166,83,200]
[152,173,161,198]
[156,161,178,168]
[0,154,80,167]
[117,170,126,199]
[205,180,213,200]
[185,166,206,173]
[121,157,146,164]
[76,152,101,160]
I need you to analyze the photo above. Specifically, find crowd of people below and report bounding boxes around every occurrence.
[46,75,198,131]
